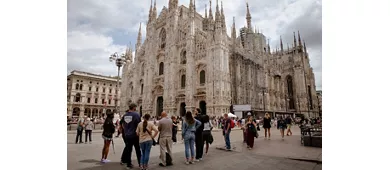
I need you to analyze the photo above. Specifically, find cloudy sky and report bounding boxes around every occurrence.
[67,0,322,90]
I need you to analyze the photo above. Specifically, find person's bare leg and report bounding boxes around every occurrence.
[264,128,267,138]
[104,141,111,159]
[268,129,271,139]
[101,141,105,160]
[205,143,209,154]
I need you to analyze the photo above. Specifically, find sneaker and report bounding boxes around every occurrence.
[199,158,203,161]
[185,161,189,165]
[100,159,105,163]
[195,159,200,162]
[189,161,193,164]
[268,137,271,140]
[173,142,176,145]
[103,159,111,163]
[158,163,166,167]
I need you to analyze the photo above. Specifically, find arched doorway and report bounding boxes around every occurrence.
[156,96,163,117]
[180,102,186,117]
[199,101,207,115]
[72,107,80,117]
[84,108,91,117]
[92,108,98,117]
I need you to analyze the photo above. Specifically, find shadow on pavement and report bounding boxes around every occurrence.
[79,159,101,163]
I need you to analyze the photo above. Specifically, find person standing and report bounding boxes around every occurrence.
[84,117,93,144]
[263,113,272,140]
[158,111,173,167]
[245,116,257,149]
[223,113,232,151]
[122,103,142,169]
[202,114,213,156]
[182,111,201,164]
[285,116,293,136]
[194,108,204,161]
[277,116,287,140]
[136,114,158,170]
[172,116,178,144]
[120,111,129,165]
[75,116,85,144]
[101,113,116,163]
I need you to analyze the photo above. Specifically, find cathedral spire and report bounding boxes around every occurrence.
[194,0,196,11]
[215,0,220,20]
[126,42,133,63]
[231,16,236,39]
[298,30,302,47]
[267,39,271,54]
[152,0,157,19]
[280,35,284,52]
[148,0,153,23]
[189,0,194,13]
[303,40,307,54]
[209,0,213,20]
[293,32,297,49]
[246,2,252,32]
[205,4,207,18]
[221,0,226,31]
[136,23,142,50]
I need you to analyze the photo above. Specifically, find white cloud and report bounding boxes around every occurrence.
[67,31,126,76]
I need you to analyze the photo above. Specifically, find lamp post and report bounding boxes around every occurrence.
[109,52,127,115]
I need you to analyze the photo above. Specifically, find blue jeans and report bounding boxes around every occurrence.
[224,130,231,149]
[139,140,153,166]
[184,134,195,159]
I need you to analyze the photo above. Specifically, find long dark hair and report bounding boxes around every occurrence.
[143,114,151,133]
[185,111,195,125]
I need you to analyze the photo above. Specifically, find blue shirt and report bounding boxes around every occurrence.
[121,111,141,138]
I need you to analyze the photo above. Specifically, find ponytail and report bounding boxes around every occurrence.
[142,113,151,133]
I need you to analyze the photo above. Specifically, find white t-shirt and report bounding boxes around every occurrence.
[241,119,245,125]
[203,121,213,131]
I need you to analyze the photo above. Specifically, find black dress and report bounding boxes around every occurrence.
[263,118,271,129]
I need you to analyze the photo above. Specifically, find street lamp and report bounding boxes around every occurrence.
[109,52,128,115]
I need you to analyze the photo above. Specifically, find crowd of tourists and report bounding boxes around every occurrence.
[92,103,234,170]
[73,103,322,170]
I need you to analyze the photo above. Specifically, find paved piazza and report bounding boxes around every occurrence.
[68,126,321,170]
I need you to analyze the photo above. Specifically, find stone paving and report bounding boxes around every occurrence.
[68,126,321,170]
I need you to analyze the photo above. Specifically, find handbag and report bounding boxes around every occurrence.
[146,128,157,146]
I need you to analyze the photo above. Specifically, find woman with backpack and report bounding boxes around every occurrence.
[277,116,287,140]
[202,114,214,156]
[182,111,201,165]
[245,116,258,150]
[101,113,116,163]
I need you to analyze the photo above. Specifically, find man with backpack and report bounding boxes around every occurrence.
[223,113,233,151]
[194,108,204,161]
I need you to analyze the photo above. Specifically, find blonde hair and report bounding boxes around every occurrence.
[265,113,270,119]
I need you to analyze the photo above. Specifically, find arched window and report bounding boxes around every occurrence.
[75,93,81,102]
[199,70,205,85]
[159,28,166,49]
[75,83,79,90]
[79,84,83,90]
[181,51,187,64]
[159,62,164,75]
[181,75,186,89]
[286,75,295,109]
[141,84,144,95]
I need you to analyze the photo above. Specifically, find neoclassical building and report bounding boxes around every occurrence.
[120,0,320,118]
[67,70,121,118]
